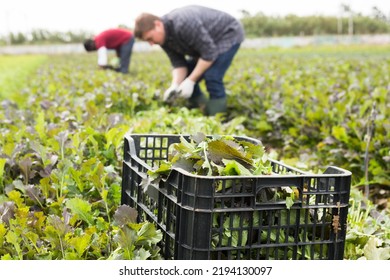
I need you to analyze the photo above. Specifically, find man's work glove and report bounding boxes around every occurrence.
[177,78,195,99]
[110,57,120,68]
[163,83,179,103]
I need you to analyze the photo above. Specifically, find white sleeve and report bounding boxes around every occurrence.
[97,47,108,66]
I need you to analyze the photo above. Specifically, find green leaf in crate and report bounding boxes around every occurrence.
[191,131,207,144]
[222,159,252,175]
[172,158,195,173]
[208,139,253,168]
[285,196,294,210]
[171,135,196,156]
[239,140,266,158]
[221,214,248,247]
[147,161,172,177]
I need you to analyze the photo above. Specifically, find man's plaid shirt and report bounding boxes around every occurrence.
[161,5,245,68]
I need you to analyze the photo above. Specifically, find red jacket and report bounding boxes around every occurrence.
[94,28,133,50]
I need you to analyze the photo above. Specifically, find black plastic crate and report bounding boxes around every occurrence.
[121,133,352,260]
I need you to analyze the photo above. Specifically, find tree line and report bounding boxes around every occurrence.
[240,12,390,37]
[1,12,389,45]
[0,29,94,46]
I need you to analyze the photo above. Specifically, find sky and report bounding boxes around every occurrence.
[1,0,390,35]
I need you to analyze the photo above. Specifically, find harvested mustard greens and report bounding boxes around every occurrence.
[148,132,272,178]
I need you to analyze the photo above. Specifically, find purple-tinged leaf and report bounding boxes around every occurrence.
[0,201,16,225]
[113,205,138,227]
[25,184,45,204]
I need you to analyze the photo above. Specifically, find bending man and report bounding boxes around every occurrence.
[134,5,244,115]
[84,28,134,74]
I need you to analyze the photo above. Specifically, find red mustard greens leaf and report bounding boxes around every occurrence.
[113,205,138,226]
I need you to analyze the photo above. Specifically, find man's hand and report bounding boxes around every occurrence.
[163,83,179,102]
[178,78,195,99]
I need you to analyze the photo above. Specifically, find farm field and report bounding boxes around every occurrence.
[0,55,47,100]
[0,45,389,260]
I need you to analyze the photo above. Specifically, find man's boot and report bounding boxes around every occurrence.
[206,97,227,116]
[188,92,208,113]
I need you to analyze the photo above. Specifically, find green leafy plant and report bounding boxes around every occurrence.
[344,188,390,260]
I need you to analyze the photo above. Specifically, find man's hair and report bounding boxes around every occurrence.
[83,39,96,51]
[134,13,161,39]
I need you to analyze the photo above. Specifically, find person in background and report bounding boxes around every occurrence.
[83,28,134,74]
[134,5,244,115]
